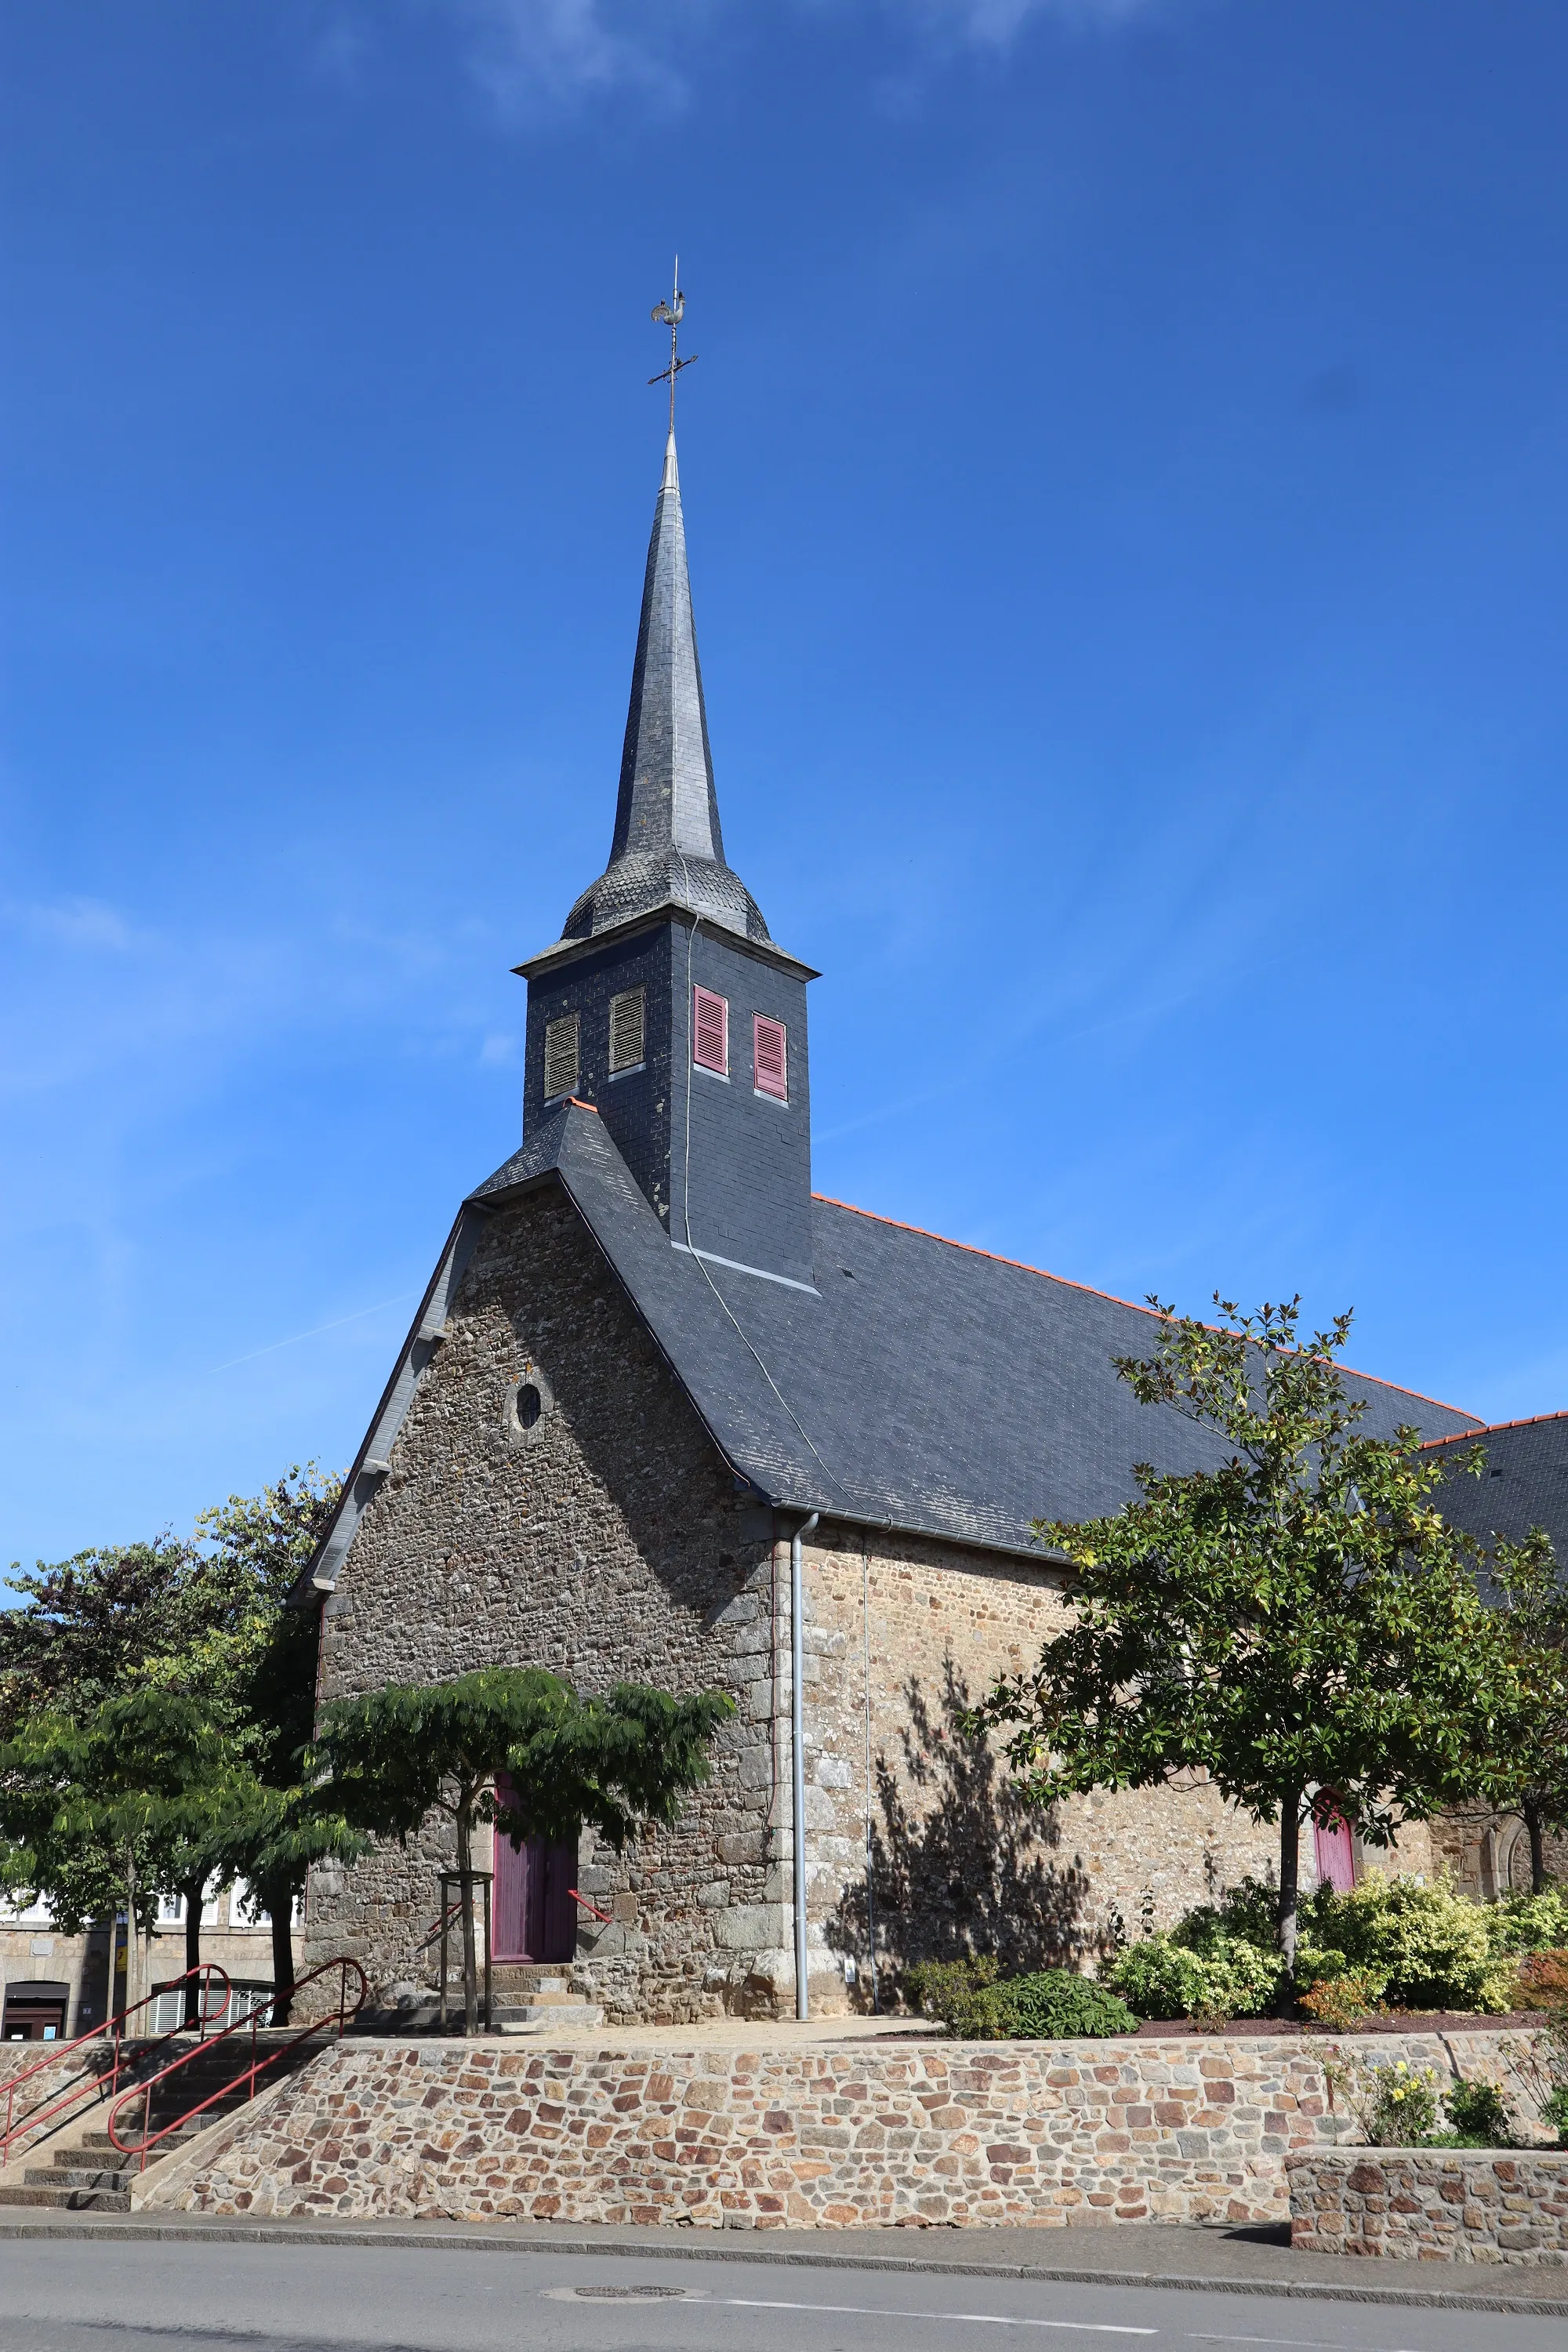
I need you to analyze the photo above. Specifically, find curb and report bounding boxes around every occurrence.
[0,2212,1563,2318]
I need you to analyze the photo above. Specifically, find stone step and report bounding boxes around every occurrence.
[492,2001,604,2032]
[24,2165,137,2191]
[0,2184,132,2212]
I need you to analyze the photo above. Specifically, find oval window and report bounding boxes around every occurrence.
[517,1382,543,1430]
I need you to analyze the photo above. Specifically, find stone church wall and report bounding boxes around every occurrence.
[793,1526,1293,2006]
[305,1185,785,2024]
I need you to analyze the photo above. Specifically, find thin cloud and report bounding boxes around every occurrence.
[4,898,154,955]
[441,0,1162,115]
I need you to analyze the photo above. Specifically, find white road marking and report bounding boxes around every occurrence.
[1187,2334,1427,2350]
[722,2299,1156,2336]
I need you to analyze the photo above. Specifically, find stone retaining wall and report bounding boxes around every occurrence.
[1289,2149,1568,2263]
[142,2030,1534,2232]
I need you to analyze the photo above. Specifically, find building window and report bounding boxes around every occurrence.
[608,987,645,1076]
[516,1381,542,1428]
[753,1015,788,1103]
[543,1013,580,1101]
[692,985,728,1076]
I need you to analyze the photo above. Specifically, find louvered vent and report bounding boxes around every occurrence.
[608,987,646,1075]
[753,1014,788,1102]
[692,985,728,1076]
[543,1013,580,1102]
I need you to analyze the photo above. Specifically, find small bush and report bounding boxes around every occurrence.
[1104,1929,1277,2024]
[1439,2077,1515,2148]
[1541,2084,1568,2147]
[905,1957,1135,2039]
[1298,1968,1387,2031]
[1488,1889,1568,1958]
[903,1956,998,2033]
[975,1971,1138,2041]
[1364,2058,1441,2147]
[1304,1874,1518,2014]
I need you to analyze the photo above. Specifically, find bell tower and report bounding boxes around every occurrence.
[516,414,818,1292]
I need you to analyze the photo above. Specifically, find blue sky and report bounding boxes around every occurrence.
[4,2,1566,1570]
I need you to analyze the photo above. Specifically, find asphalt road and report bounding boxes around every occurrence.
[0,2241,1559,2352]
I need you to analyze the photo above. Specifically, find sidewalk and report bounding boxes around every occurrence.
[0,2205,1563,2316]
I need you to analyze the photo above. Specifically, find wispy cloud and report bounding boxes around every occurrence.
[438,0,1162,117]
[5,898,154,955]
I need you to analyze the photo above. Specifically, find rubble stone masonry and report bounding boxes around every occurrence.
[143,2028,1548,2233]
[1289,2148,1568,2263]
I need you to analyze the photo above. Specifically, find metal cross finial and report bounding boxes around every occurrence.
[648,256,697,434]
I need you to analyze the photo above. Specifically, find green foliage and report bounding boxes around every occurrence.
[1462,1531,1568,1895]
[1542,2084,1568,2146]
[1306,1875,1519,2014]
[906,1956,1135,2039]
[1440,2078,1516,2147]
[1363,2058,1442,2147]
[1486,1886,1568,1958]
[975,1297,1505,1991]
[1105,1929,1278,2025]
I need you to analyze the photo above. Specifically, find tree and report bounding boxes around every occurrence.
[973,1296,1504,2007]
[314,1668,735,2033]
[191,1465,345,2008]
[1466,1531,1568,1893]
[0,1689,259,2020]
[0,1466,345,2013]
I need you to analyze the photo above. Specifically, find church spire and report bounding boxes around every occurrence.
[607,425,725,873]
[559,282,769,948]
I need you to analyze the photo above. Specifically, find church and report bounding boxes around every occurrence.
[296,420,1563,2022]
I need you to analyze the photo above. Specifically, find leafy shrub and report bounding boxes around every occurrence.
[1486,1887,1568,1958]
[1105,1929,1277,2025]
[1298,1968,1387,2031]
[1439,2077,1515,2148]
[1304,1874,1519,2014]
[905,1956,1135,2039]
[903,1955,998,2033]
[1541,2083,1568,2147]
[1363,2058,1441,2147]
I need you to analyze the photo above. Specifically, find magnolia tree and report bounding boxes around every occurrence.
[1468,1530,1568,1893]
[972,1296,1504,2008]
[314,1668,735,2033]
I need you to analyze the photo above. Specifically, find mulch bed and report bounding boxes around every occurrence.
[1131,2011,1543,2038]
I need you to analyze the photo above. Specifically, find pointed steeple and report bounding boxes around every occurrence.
[561,430,770,946]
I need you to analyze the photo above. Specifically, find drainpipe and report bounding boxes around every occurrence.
[791,1511,819,2022]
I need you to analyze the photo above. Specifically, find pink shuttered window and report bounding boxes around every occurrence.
[692,985,728,1076]
[753,1014,788,1102]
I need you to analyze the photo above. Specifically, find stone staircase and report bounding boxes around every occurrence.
[491,1965,604,2034]
[0,2030,325,2213]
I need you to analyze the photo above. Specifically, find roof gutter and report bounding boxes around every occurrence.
[790,1510,818,2023]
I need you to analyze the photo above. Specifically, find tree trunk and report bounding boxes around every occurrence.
[122,1847,139,2023]
[265,1879,296,2028]
[182,1878,205,2025]
[1526,1800,1547,1896]
[456,1797,479,2037]
[1275,1791,1302,2018]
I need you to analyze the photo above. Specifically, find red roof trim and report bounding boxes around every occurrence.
[811,1192,1483,1427]
[1420,1408,1568,1451]
[564,1098,600,1116]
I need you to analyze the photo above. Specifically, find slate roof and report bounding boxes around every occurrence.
[303,1103,1483,1595]
[1421,1414,1568,1567]
[552,432,770,954]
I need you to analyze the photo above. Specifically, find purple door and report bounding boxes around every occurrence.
[492,1776,578,1963]
[1312,1801,1356,1893]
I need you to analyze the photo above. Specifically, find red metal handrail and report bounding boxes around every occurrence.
[1,1963,231,2168]
[569,1886,614,1926]
[107,1953,368,2172]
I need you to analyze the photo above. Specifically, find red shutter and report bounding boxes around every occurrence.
[692,985,728,1075]
[753,1014,788,1102]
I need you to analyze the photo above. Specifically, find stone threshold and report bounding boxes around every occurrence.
[0,2209,1563,2316]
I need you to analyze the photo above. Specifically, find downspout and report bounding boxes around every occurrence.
[791,1511,819,2021]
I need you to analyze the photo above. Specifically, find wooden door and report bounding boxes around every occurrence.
[1312,1801,1356,1893]
[492,1776,578,1963]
